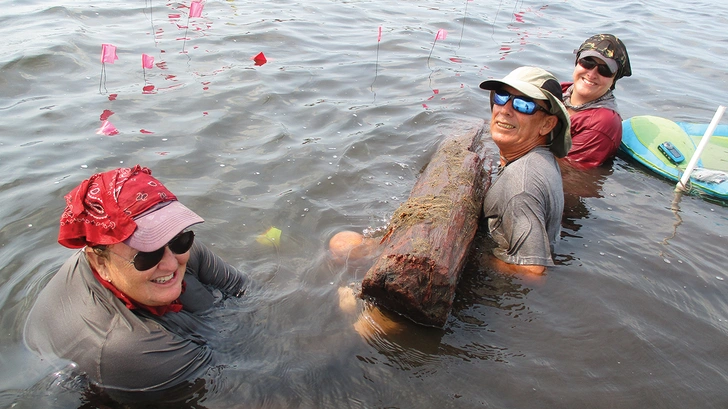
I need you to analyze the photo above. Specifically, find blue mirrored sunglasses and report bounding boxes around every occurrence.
[492,90,548,115]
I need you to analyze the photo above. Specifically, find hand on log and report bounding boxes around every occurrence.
[328,230,380,265]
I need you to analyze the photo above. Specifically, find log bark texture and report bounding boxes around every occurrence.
[360,121,491,327]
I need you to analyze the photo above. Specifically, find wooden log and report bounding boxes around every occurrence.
[360,121,491,327]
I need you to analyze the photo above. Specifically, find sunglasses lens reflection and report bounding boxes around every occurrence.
[133,248,165,271]
[578,58,614,77]
[132,231,195,271]
[169,231,195,254]
[493,90,541,115]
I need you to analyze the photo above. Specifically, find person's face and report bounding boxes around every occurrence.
[97,241,190,307]
[571,56,614,103]
[490,85,557,158]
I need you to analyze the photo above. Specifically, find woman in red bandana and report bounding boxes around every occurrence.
[24,165,253,396]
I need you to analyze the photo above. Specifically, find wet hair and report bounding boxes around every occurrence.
[89,245,111,261]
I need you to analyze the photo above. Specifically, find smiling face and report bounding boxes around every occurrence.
[89,243,189,307]
[490,85,558,163]
[570,57,614,106]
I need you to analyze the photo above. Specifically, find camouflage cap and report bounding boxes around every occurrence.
[576,34,631,88]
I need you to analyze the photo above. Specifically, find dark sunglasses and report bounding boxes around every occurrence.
[114,231,195,271]
[577,57,615,77]
[492,90,549,115]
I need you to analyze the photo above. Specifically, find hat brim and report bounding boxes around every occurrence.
[124,201,204,252]
[479,78,572,158]
[479,78,549,101]
[578,50,618,74]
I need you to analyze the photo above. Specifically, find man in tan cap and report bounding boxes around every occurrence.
[479,66,572,278]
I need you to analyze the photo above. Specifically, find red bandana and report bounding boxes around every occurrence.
[58,165,177,248]
[92,268,185,316]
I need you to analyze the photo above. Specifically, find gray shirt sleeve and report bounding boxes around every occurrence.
[180,241,255,312]
[184,240,252,297]
[488,191,555,266]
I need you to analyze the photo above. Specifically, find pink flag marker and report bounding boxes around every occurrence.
[142,54,154,69]
[372,26,382,95]
[181,1,204,53]
[96,120,119,136]
[426,29,448,69]
[100,109,114,121]
[99,44,118,94]
[101,44,118,63]
[253,52,267,66]
[189,1,203,18]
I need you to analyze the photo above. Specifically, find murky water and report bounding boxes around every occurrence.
[2,0,727,408]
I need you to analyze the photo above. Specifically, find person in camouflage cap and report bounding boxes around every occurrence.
[576,34,632,89]
[561,34,632,168]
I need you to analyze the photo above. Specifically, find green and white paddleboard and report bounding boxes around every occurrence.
[620,115,728,201]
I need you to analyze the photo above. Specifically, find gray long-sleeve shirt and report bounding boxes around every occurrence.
[24,241,251,393]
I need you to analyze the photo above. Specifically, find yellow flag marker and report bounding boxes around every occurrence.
[256,227,282,248]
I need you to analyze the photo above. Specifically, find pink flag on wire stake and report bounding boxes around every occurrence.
[101,44,118,63]
[189,1,204,18]
[141,54,154,90]
[182,1,204,53]
[371,26,382,97]
[99,44,117,94]
[142,54,154,69]
[426,29,448,70]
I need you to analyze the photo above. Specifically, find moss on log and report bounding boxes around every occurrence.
[360,121,491,327]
